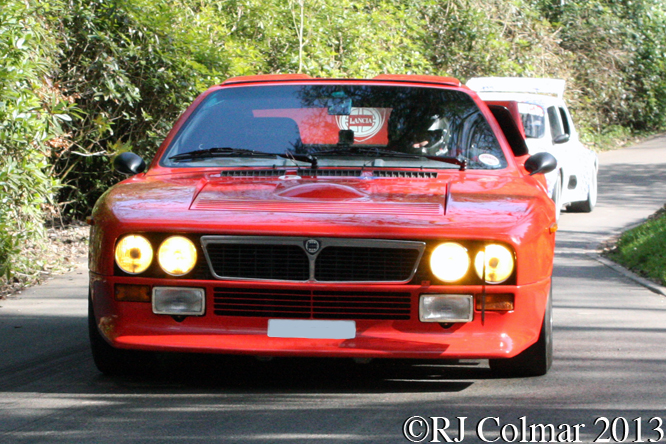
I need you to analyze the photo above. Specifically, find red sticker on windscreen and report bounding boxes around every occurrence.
[336,108,389,143]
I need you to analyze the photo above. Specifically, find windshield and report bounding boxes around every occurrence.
[518,102,546,139]
[161,84,507,170]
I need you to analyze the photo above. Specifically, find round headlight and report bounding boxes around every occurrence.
[158,236,197,276]
[115,235,153,274]
[475,244,514,283]
[430,242,470,282]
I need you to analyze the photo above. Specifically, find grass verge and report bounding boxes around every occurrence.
[607,205,666,287]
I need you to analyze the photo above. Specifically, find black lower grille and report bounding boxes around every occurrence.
[206,244,309,280]
[315,246,420,282]
[213,287,412,320]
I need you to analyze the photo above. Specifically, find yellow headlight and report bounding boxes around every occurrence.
[430,242,470,282]
[158,236,197,276]
[115,235,153,274]
[474,244,514,283]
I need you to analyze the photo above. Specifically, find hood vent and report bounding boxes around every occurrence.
[216,170,287,177]
[299,169,363,177]
[214,169,438,179]
[214,169,363,178]
[373,171,438,179]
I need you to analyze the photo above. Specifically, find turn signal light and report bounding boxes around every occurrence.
[115,284,151,302]
[475,293,514,311]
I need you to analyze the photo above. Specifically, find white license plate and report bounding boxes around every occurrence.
[267,319,356,339]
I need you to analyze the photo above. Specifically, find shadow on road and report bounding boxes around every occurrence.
[104,354,487,392]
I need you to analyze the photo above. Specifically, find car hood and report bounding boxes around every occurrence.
[94,171,552,241]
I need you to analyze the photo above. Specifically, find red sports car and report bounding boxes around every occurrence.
[88,74,558,377]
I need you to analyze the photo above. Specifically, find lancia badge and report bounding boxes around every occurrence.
[304,239,321,254]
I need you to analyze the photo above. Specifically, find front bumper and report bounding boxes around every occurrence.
[90,273,550,360]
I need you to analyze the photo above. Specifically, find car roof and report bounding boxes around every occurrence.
[220,73,463,87]
[474,91,564,109]
[466,77,569,109]
[466,77,565,99]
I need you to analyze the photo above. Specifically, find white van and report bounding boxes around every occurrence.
[467,77,598,220]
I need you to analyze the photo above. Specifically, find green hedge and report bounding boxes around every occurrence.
[0,0,70,283]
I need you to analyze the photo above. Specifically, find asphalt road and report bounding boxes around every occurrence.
[1,137,666,444]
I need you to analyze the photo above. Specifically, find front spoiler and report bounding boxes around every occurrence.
[90,273,551,360]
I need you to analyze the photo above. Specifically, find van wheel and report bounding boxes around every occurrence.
[569,165,597,213]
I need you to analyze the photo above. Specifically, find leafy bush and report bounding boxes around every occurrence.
[537,0,666,139]
[424,0,666,149]
[424,0,572,80]
[224,0,431,76]
[49,0,231,219]
[0,0,68,283]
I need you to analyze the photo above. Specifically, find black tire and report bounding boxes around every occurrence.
[489,287,553,377]
[568,165,597,213]
[89,293,153,375]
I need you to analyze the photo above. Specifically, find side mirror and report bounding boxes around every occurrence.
[525,152,557,176]
[553,133,570,144]
[114,152,146,175]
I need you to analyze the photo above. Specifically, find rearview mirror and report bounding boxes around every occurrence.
[114,152,146,175]
[525,152,557,176]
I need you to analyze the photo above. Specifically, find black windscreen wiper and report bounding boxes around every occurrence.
[169,147,278,161]
[308,146,467,170]
[282,151,318,169]
[169,147,318,168]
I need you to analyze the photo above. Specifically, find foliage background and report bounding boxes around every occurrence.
[2,0,666,286]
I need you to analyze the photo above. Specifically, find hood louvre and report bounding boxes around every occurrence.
[213,169,438,179]
[300,169,362,177]
[216,170,287,177]
[373,171,438,179]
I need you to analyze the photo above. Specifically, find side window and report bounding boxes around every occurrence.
[518,103,545,139]
[547,106,563,139]
[558,107,571,136]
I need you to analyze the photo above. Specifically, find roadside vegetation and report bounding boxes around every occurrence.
[2,0,666,292]
[607,206,666,287]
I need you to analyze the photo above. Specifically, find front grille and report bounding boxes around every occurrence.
[213,287,411,320]
[315,246,420,282]
[201,237,426,283]
[205,244,310,280]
